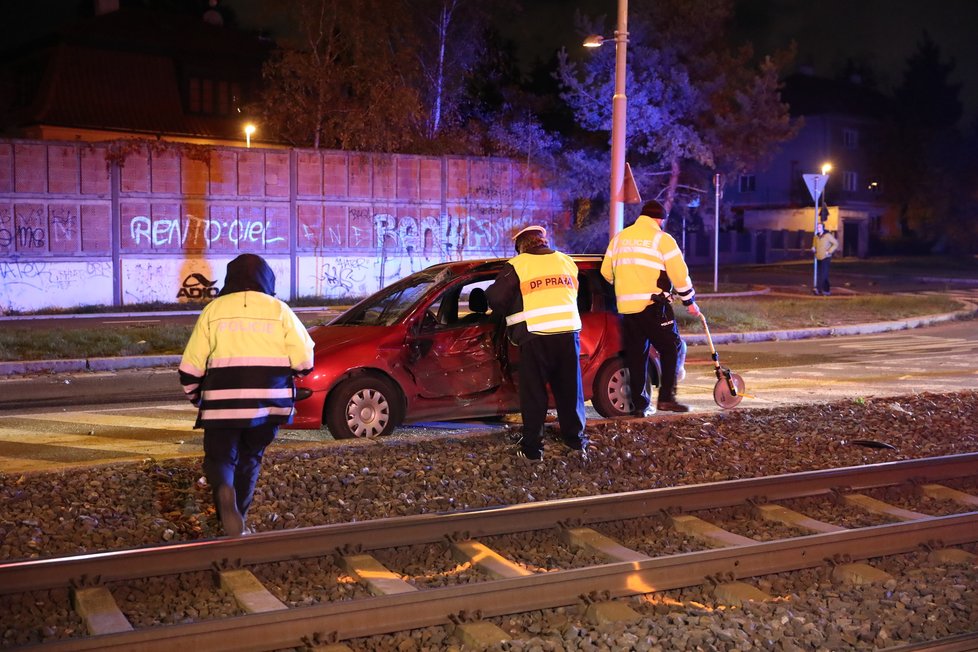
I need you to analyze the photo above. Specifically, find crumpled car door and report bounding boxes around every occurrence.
[406,322,505,399]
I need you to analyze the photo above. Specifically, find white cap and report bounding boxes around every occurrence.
[511,225,547,241]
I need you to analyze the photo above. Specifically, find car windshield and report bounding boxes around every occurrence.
[329,267,452,326]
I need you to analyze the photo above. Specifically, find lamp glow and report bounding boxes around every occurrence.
[244,123,256,148]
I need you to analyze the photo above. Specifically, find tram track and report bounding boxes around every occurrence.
[3,453,978,650]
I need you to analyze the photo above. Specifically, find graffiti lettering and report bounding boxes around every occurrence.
[50,207,77,243]
[129,214,286,248]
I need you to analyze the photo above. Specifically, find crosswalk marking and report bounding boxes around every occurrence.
[11,412,196,431]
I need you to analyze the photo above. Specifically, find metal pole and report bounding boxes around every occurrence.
[713,173,721,292]
[813,176,819,291]
[609,0,628,238]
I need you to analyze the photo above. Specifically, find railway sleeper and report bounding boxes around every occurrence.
[450,539,533,579]
[920,483,978,507]
[338,553,417,595]
[71,585,133,636]
[842,493,930,521]
[753,503,846,534]
[217,569,288,614]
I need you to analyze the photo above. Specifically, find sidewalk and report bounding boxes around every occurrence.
[2,289,975,376]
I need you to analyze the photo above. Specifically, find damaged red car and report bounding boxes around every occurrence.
[292,256,659,438]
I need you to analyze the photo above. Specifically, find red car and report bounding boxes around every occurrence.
[292,256,660,438]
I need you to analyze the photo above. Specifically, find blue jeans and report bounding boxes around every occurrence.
[203,424,277,519]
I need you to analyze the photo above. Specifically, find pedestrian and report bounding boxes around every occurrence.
[486,225,587,462]
[601,200,700,415]
[178,254,314,536]
[811,222,839,295]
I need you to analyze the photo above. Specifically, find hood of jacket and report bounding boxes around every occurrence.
[219,254,275,296]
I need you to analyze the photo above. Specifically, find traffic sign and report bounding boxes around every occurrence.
[803,174,829,203]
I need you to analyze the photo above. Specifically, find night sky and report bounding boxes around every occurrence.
[5,0,977,121]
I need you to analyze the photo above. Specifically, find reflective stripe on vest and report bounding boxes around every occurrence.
[507,252,581,334]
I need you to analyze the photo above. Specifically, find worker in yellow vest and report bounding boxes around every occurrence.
[602,201,700,416]
[486,225,587,462]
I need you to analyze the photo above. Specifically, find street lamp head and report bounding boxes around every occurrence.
[244,123,256,136]
[821,162,832,175]
[583,34,605,48]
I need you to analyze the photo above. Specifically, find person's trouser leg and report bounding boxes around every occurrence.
[546,332,586,449]
[234,424,277,517]
[203,427,238,510]
[650,303,682,403]
[203,427,244,533]
[820,257,832,293]
[622,311,652,413]
[517,338,548,457]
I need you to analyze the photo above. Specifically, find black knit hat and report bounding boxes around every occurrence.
[641,200,666,220]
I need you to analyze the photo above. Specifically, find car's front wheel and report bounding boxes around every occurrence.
[325,375,402,439]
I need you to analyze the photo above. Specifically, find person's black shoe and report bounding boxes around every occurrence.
[216,484,244,537]
[515,449,543,462]
[631,406,655,418]
[657,400,690,413]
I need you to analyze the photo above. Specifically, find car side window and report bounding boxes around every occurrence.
[421,278,496,331]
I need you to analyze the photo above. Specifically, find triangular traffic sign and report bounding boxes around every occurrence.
[803,173,829,203]
[623,162,642,204]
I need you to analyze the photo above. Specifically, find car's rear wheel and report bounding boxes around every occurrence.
[592,357,655,418]
[325,375,402,439]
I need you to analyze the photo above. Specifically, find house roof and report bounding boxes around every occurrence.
[1,7,270,142]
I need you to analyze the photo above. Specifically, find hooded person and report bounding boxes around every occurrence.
[485,225,588,462]
[601,201,699,415]
[179,254,314,536]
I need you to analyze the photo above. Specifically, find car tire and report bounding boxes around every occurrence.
[325,375,402,439]
[592,357,654,418]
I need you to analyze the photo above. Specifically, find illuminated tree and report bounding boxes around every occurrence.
[556,0,796,214]
[254,0,423,150]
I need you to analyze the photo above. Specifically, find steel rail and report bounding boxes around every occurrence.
[18,513,978,651]
[3,452,976,595]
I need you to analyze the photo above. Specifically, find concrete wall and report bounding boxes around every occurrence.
[0,139,565,311]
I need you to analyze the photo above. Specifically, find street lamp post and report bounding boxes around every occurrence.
[586,1,629,238]
[609,0,628,238]
[806,162,832,291]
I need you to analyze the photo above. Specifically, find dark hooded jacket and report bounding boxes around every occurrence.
[178,254,314,429]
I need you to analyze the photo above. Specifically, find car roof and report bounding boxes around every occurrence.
[427,255,604,276]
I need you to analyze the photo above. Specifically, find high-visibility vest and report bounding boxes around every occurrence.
[504,252,581,334]
[601,215,695,314]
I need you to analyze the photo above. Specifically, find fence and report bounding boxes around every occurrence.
[0,139,565,312]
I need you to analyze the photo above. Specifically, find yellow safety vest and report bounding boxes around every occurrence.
[505,252,581,334]
[601,215,695,314]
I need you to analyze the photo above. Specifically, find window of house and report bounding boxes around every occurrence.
[739,174,756,193]
[843,128,859,149]
[843,170,858,192]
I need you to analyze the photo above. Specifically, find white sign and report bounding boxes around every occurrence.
[803,174,830,203]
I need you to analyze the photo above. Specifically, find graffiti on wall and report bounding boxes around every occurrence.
[300,209,524,257]
[0,260,113,312]
[121,257,291,305]
[129,214,285,248]
[0,205,80,251]
[0,206,45,250]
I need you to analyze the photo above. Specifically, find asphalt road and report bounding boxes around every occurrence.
[1,317,976,474]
